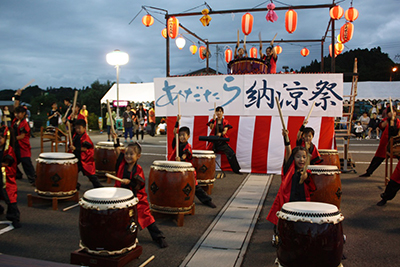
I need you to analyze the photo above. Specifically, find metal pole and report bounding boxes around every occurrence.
[206,41,209,74]
[331,19,335,72]
[216,45,219,74]
[166,14,170,77]
[116,65,120,118]
[321,41,324,72]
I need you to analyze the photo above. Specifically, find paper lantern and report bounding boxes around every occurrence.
[161,28,167,39]
[285,9,297,34]
[345,7,359,22]
[175,36,186,50]
[199,46,206,60]
[200,8,212,26]
[337,34,341,43]
[329,44,338,57]
[300,48,309,57]
[225,48,232,63]
[250,47,258,58]
[340,22,354,43]
[168,16,179,39]
[190,45,197,55]
[142,14,154,27]
[329,5,344,20]
[241,13,254,36]
[274,45,282,55]
[335,42,344,55]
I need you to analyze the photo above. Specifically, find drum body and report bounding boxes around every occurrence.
[149,161,195,213]
[192,150,216,185]
[276,202,344,267]
[35,152,78,196]
[94,142,124,177]
[308,165,342,208]
[79,187,139,256]
[318,149,341,169]
[228,58,268,74]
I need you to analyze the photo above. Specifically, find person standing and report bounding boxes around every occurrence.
[62,98,72,124]
[3,106,12,127]
[148,103,156,137]
[135,103,147,142]
[260,39,278,74]
[105,107,116,142]
[80,105,89,132]
[122,105,134,143]
[48,102,61,127]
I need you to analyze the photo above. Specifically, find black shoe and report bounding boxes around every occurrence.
[76,182,81,191]
[156,237,168,248]
[0,205,4,215]
[377,199,387,206]
[12,221,22,229]
[359,173,370,177]
[203,200,217,208]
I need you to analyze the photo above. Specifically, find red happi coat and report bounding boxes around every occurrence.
[68,113,85,121]
[266,156,316,225]
[114,159,155,229]
[206,117,232,150]
[12,118,31,158]
[0,146,18,203]
[70,132,96,176]
[296,139,323,165]
[375,118,400,158]
[168,140,198,184]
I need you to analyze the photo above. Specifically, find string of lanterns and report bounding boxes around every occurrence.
[141,3,359,59]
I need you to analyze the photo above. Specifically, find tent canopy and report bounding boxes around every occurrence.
[100,83,154,104]
[344,81,400,101]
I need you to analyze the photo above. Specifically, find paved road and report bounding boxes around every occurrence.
[0,132,399,267]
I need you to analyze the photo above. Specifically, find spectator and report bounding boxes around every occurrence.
[366,112,381,140]
[354,121,364,140]
[105,107,116,141]
[148,103,156,137]
[62,98,72,124]
[23,105,35,138]
[359,112,370,134]
[48,102,61,127]
[122,105,134,143]
[156,118,167,135]
[3,106,12,127]
[80,104,88,132]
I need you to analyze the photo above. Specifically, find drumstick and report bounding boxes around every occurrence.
[106,100,117,142]
[20,79,35,91]
[176,95,180,159]
[63,203,79,212]
[275,96,286,130]
[271,33,278,43]
[237,29,240,45]
[138,255,155,267]
[305,101,316,123]
[105,173,124,182]
[66,121,73,146]
[214,102,219,136]
[243,35,247,47]
[389,97,393,116]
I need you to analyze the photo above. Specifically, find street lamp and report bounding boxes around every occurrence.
[106,49,129,118]
[390,66,398,82]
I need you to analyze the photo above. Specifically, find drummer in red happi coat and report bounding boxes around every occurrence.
[296,119,323,165]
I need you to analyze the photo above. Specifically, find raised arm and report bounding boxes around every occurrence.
[173,114,181,135]
[283,129,291,164]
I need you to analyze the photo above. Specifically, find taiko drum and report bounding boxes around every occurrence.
[35,152,78,196]
[318,149,341,169]
[149,161,195,213]
[94,141,124,178]
[192,150,216,185]
[308,165,342,208]
[79,187,139,256]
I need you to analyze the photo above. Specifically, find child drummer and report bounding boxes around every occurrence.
[0,126,21,228]
[296,119,322,165]
[69,119,103,189]
[267,129,316,244]
[170,115,217,208]
[112,137,168,248]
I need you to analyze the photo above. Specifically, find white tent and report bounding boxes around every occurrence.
[344,81,400,100]
[100,83,155,104]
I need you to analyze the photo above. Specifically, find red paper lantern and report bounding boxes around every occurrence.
[345,7,359,22]
[199,46,206,60]
[329,5,344,20]
[300,48,309,57]
[340,22,354,43]
[168,16,179,39]
[142,14,154,27]
[241,13,254,36]
[329,44,339,57]
[274,45,282,55]
[249,47,258,58]
[161,28,167,39]
[190,45,197,55]
[225,48,232,63]
[335,43,344,55]
[285,9,297,34]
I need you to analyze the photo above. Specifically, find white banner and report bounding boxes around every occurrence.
[154,74,343,117]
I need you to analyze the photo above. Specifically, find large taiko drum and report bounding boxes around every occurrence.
[35,152,78,196]
[228,58,268,74]
[79,187,139,256]
[149,161,195,213]
[308,165,342,208]
[318,149,341,169]
[94,141,124,177]
[192,150,216,185]
[276,202,345,267]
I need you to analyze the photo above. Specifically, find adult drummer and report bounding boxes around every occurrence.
[206,106,241,174]
[260,43,278,74]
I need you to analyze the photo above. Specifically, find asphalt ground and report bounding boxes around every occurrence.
[0,132,399,267]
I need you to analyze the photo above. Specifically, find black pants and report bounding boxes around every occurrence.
[16,156,36,184]
[213,142,241,173]
[0,187,20,223]
[365,156,385,175]
[136,129,144,140]
[381,180,400,201]
[147,222,165,240]
[149,122,155,137]
[195,185,212,204]
[78,165,103,188]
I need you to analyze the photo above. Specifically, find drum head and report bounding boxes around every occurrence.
[81,188,138,210]
[277,201,344,224]
[192,150,214,154]
[96,141,124,147]
[151,160,195,172]
[307,165,340,174]
[318,149,338,153]
[39,152,75,160]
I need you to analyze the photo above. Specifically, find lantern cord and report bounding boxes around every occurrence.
[181,3,208,13]
[128,8,143,25]
[252,1,269,9]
